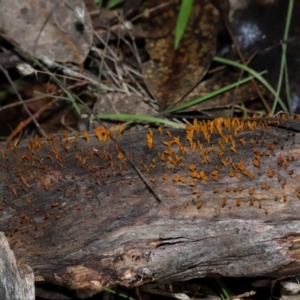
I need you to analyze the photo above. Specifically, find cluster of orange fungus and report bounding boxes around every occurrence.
[1,116,300,243]
[154,117,298,213]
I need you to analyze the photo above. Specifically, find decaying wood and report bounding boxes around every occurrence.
[1,118,300,293]
[0,232,34,300]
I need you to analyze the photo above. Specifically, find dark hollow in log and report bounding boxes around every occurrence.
[1,118,300,292]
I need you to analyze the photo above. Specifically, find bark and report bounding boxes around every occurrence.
[1,118,300,292]
[0,232,35,300]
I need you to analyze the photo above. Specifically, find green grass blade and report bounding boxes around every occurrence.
[92,113,184,128]
[107,0,124,9]
[284,55,292,112]
[104,288,136,300]
[273,0,293,114]
[161,71,267,115]
[57,84,81,115]
[95,0,103,10]
[213,56,288,112]
[174,0,193,49]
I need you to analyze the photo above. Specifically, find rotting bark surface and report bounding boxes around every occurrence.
[1,118,300,291]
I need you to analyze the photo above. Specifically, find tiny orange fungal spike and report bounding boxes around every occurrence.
[212,174,219,182]
[248,188,255,195]
[164,149,174,156]
[147,129,154,151]
[166,130,172,139]
[158,126,163,135]
[283,195,287,202]
[213,188,219,193]
[277,154,284,166]
[221,157,229,167]
[196,201,202,209]
[157,152,165,161]
[198,171,208,181]
[189,181,196,186]
[150,178,156,183]
[179,145,186,154]
[82,130,90,143]
[258,199,262,209]
[267,170,275,178]
[230,139,237,154]
[253,158,260,167]
[173,136,181,145]
[265,209,268,214]
[18,175,31,187]
[283,160,289,169]
[239,137,246,147]
[189,164,196,171]
[222,198,227,208]
[235,172,243,180]
[261,181,270,189]
[190,142,197,152]
[184,202,188,209]
[175,155,183,163]
[211,169,219,176]
[119,123,125,136]
[33,135,42,150]
[63,130,69,140]
[21,152,31,160]
[243,170,254,180]
[11,187,18,197]
[162,174,168,180]
[236,198,241,206]
[51,202,59,207]
[228,169,235,177]
[173,176,186,183]
[247,120,256,132]
[94,127,104,141]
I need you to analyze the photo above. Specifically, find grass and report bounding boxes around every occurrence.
[273,0,294,114]
[174,0,194,49]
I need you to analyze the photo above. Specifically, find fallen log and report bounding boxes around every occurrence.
[1,117,300,293]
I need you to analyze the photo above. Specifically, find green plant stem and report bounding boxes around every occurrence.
[213,56,288,113]
[161,71,267,115]
[273,0,294,114]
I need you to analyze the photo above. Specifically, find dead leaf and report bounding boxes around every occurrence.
[0,0,93,64]
[142,0,221,110]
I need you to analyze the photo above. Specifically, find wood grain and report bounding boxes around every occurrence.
[1,118,300,291]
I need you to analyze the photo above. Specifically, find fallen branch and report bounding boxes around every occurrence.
[1,118,300,292]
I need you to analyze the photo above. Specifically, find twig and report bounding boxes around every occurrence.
[0,64,46,138]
